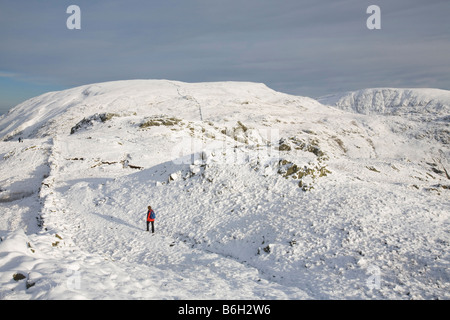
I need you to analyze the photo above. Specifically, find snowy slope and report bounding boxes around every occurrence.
[0,80,321,141]
[0,80,449,300]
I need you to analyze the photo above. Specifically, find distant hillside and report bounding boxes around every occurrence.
[318,88,450,119]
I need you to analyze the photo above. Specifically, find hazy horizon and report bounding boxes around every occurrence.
[1,0,449,115]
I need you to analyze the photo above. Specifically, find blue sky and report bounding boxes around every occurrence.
[1,0,449,114]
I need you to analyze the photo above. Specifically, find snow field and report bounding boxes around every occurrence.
[0,80,448,299]
[41,122,449,299]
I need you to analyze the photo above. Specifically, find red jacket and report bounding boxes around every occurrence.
[147,209,155,222]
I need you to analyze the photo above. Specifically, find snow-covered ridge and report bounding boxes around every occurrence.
[319,88,450,118]
[0,79,321,141]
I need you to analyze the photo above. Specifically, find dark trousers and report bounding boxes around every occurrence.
[147,221,154,233]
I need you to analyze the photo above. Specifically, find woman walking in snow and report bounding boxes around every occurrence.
[146,205,155,233]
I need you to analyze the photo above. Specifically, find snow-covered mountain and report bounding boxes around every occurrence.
[318,87,450,119]
[0,80,448,300]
